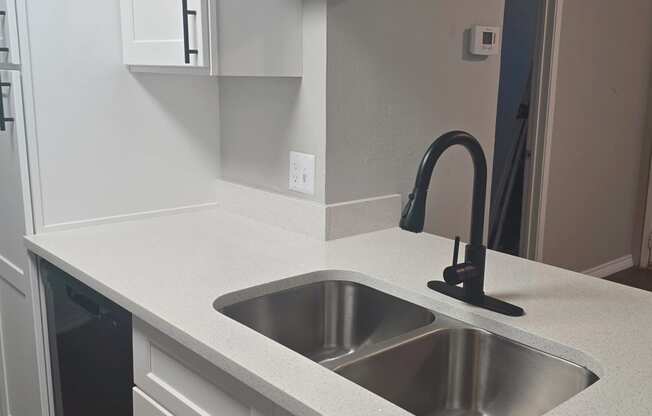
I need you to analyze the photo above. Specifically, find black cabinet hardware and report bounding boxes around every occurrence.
[182,0,198,64]
[0,79,13,131]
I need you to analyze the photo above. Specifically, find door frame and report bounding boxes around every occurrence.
[519,0,565,261]
[638,134,652,268]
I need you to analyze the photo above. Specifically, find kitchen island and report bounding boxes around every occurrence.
[25,208,652,415]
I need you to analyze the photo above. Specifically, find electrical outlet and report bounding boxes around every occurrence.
[289,151,315,195]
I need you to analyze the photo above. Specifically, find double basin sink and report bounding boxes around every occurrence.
[215,273,598,416]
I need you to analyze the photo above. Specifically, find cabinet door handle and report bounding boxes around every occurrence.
[182,0,198,64]
[0,79,13,131]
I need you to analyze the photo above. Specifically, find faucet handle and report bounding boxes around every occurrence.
[452,236,460,266]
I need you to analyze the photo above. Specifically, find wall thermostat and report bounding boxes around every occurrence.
[470,25,501,56]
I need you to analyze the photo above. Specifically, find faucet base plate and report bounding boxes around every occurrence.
[428,281,525,317]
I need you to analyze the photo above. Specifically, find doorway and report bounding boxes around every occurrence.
[489,0,543,256]
[489,0,563,260]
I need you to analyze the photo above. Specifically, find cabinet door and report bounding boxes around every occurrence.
[0,70,31,294]
[133,325,251,416]
[0,279,43,416]
[0,0,19,65]
[133,319,285,416]
[0,70,43,416]
[120,0,211,69]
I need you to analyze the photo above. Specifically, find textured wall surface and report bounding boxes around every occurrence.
[219,0,327,202]
[326,0,505,241]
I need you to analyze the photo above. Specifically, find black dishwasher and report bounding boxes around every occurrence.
[41,259,133,416]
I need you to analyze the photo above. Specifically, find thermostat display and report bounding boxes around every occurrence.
[470,25,501,56]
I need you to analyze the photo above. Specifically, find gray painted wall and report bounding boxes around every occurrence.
[541,0,652,271]
[219,1,507,242]
[325,0,505,241]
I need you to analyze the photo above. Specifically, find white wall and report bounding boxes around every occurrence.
[325,0,505,241]
[25,0,220,229]
[541,0,652,271]
[219,0,327,203]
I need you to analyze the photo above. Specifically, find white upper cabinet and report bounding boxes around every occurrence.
[119,0,302,77]
[120,0,212,70]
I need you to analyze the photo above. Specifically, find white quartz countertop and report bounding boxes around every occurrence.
[25,208,652,415]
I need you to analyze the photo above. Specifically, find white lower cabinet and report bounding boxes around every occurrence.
[134,388,175,416]
[133,318,284,416]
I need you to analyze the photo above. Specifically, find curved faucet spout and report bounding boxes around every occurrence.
[400,131,487,247]
[400,131,524,317]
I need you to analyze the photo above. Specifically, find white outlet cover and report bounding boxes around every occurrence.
[289,151,315,195]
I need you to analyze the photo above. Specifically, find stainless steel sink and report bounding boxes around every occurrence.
[333,328,598,416]
[217,280,435,363]
[216,274,598,416]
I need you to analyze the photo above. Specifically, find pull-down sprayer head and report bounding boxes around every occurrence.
[399,131,487,247]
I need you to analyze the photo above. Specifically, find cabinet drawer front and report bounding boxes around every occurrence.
[134,388,174,416]
[133,319,273,416]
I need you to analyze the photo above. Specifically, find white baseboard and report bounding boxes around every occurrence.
[41,202,218,233]
[215,180,401,240]
[582,255,634,279]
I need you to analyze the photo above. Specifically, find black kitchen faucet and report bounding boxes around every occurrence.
[400,130,524,317]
